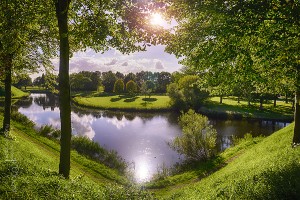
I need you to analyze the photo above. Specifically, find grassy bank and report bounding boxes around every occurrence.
[0,115,154,199]
[73,94,171,111]
[155,123,300,199]
[201,96,293,121]
[0,86,29,99]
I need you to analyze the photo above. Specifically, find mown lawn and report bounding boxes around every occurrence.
[201,96,293,121]
[73,94,171,111]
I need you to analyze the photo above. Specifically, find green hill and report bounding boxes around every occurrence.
[160,123,300,199]
[0,86,29,99]
[1,111,299,199]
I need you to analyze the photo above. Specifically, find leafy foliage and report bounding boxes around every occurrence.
[169,109,217,161]
[167,75,209,110]
[113,79,125,94]
[126,80,138,95]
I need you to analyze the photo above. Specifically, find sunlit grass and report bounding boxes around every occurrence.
[73,94,171,110]
[202,96,293,120]
[155,123,300,199]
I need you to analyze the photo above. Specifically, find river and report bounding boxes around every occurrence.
[16,93,289,182]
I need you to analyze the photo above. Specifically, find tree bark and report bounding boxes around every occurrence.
[2,54,13,134]
[55,0,71,178]
[273,95,277,107]
[293,90,300,144]
[259,96,263,110]
[220,95,223,104]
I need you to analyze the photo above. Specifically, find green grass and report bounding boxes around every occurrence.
[201,96,293,121]
[0,86,29,99]
[73,94,171,111]
[157,123,300,199]
[0,114,155,199]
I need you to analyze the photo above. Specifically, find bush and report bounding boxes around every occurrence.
[169,109,217,161]
[71,136,127,173]
[11,111,35,128]
[38,125,61,139]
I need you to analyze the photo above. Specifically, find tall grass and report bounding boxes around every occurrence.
[71,136,127,174]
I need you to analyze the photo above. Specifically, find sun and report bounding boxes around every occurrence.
[150,13,164,26]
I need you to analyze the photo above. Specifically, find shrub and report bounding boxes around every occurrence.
[11,111,35,128]
[169,109,217,161]
[38,125,61,139]
[71,136,127,173]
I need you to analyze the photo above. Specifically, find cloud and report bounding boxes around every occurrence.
[121,62,128,66]
[155,61,164,69]
[105,59,118,66]
[49,45,183,75]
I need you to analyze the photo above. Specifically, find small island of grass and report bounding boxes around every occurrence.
[73,94,171,111]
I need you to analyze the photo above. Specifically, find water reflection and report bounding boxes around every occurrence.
[17,93,289,182]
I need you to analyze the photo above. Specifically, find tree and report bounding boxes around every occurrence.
[156,71,171,93]
[0,0,55,133]
[113,79,124,94]
[168,75,209,110]
[53,0,166,178]
[126,80,138,96]
[169,109,217,161]
[165,1,300,144]
[14,74,32,90]
[102,71,117,93]
[124,72,136,86]
[141,80,155,99]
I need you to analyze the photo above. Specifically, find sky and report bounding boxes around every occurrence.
[49,13,182,76]
[51,45,183,75]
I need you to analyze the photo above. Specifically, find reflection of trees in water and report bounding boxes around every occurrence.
[71,105,180,125]
[217,135,232,152]
[14,97,33,108]
[34,94,59,111]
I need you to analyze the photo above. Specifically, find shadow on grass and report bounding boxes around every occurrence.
[123,96,138,103]
[110,97,122,102]
[142,98,157,102]
[141,102,153,107]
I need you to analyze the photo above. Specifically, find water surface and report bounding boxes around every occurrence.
[17,93,289,182]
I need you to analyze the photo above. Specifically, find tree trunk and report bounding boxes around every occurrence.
[55,0,71,179]
[259,97,263,110]
[285,93,288,104]
[293,90,300,144]
[237,96,240,103]
[220,95,223,104]
[273,95,277,107]
[2,54,13,134]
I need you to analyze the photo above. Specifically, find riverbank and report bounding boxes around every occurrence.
[200,96,293,121]
[0,114,154,199]
[1,111,299,199]
[0,86,29,100]
[73,94,172,111]
[150,123,300,199]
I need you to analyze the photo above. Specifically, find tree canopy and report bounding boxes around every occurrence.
[165,0,300,144]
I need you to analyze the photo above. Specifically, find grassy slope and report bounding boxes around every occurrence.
[73,94,171,111]
[160,123,300,199]
[201,96,293,121]
[0,86,29,99]
[0,115,155,199]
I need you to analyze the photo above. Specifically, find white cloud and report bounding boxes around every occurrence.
[50,45,183,75]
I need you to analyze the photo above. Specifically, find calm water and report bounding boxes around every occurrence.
[17,93,289,182]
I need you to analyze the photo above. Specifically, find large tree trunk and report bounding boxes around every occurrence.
[293,90,300,144]
[2,54,13,134]
[55,0,71,178]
